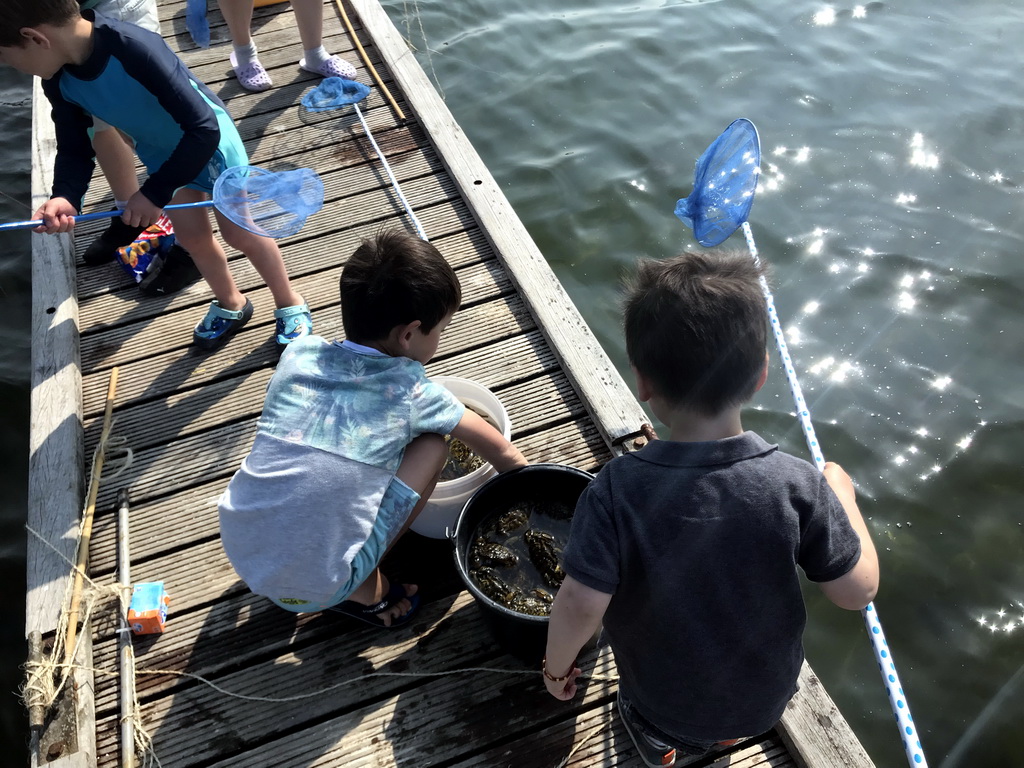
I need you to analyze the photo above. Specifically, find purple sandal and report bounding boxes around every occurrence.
[230,51,273,92]
[299,54,357,80]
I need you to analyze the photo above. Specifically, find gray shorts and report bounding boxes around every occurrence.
[87,0,160,33]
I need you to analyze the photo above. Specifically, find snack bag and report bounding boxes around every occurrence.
[116,215,176,285]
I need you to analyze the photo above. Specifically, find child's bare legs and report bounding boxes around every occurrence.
[345,433,447,625]
[168,188,310,348]
[82,126,145,265]
[166,188,245,310]
[217,0,347,48]
[291,0,324,49]
[213,208,312,345]
[212,209,303,309]
[93,127,139,202]
[217,0,254,47]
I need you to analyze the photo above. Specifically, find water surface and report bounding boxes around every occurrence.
[381,1,1024,765]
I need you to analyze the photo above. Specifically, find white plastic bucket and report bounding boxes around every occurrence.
[411,376,511,539]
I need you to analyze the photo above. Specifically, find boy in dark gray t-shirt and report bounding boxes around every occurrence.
[542,251,880,767]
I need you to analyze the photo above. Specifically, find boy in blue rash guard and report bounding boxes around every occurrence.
[542,251,880,768]
[0,0,312,350]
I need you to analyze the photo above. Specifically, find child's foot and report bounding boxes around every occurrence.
[330,581,420,628]
[193,298,254,350]
[617,692,677,768]
[273,301,313,347]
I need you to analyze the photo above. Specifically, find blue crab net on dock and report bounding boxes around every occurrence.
[301,78,428,240]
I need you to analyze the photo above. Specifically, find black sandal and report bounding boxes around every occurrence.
[329,582,420,629]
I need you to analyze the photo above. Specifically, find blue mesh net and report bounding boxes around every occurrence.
[212,166,324,239]
[185,0,210,48]
[674,118,761,247]
[301,78,372,112]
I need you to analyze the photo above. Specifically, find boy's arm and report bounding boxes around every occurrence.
[447,407,527,472]
[38,77,96,229]
[109,31,222,208]
[817,462,880,610]
[543,575,611,700]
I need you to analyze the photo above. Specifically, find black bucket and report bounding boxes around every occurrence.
[451,463,594,664]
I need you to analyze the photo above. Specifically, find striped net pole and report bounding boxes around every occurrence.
[741,222,927,768]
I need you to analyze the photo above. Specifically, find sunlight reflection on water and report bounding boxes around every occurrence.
[392,1,1022,760]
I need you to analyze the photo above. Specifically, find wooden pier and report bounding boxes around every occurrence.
[25,1,876,766]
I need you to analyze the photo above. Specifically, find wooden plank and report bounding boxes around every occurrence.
[93,594,507,766]
[26,78,85,637]
[89,531,468,713]
[776,662,876,768]
[83,368,590,578]
[198,640,618,768]
[77,199,500,339]
[79,286,537,419]
[76,173,461,372]
[24,80,98,767]
[80,411,607,588]
[444,698,791,768]
[348,0,650,450]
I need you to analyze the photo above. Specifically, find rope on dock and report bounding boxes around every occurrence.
[24,523,162,766]
[397,0,444,101]
[25,523,619,762]
[554,720,610,768]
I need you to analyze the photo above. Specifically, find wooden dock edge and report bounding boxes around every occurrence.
[777,662,876,767]
[346,4,877,767]
[27,77,97,767]
[346,0,651,452]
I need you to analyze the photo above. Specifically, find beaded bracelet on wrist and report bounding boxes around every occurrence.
[542,656,575,683]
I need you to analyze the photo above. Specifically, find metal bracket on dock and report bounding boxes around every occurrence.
[25,628,97,768]
[26,631,85,767]
[611,422,659,453]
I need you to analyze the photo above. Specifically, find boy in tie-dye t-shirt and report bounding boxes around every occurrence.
[219,230,527,627]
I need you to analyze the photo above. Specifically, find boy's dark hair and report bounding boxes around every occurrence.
[0,0,80,47]
[624,251,768,416]
[340,229,462,342]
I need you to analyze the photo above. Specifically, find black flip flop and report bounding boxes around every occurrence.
[329,582,420,629]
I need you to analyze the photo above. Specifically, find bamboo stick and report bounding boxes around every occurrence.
[332,0,407,124]
[64,366,119,666]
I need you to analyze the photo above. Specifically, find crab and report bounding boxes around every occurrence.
[470,537,519,569]
[472,567,525,607]
[532,500,574,521]
[494,505,530,535]
[509,593,552,617]
[524,529,565,588]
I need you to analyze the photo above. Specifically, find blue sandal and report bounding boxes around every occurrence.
[274,302,313,347]
[193,298,254,350]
